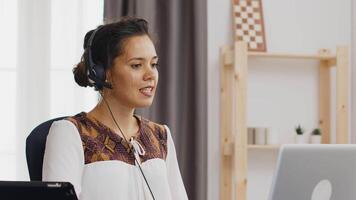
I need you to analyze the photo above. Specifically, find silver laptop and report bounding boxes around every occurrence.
[268,144,356,200]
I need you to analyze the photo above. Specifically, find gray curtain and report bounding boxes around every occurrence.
[104,1,207,199]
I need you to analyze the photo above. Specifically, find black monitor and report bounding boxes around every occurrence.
[0,181,78,200]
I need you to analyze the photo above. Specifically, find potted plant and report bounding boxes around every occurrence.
[310,128,322,144]
[295,124,306,144]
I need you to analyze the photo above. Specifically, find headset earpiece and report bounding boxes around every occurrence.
[85,26,112,90]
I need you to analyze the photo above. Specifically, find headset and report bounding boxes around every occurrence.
[85,26,112,90]
[84,26,156,200]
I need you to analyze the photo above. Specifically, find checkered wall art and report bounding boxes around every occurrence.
[232,0,267,52]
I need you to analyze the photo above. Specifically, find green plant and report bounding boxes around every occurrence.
[312,128,321,136]
[295,125,304,135]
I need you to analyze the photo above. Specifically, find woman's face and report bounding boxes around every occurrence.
[106,35,159,108]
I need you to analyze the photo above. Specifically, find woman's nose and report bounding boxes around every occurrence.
[143,65,156,81]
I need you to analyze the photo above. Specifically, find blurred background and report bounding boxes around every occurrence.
[1,0,356,200]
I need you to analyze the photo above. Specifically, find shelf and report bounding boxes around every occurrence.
[248,52,336,60]
[248,145,280,150]
[220,41,349,200]
[223,48,337,66]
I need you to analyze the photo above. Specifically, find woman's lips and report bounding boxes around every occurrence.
[139,86,154,97]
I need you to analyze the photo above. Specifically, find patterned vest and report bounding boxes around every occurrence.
[66,112,168,165]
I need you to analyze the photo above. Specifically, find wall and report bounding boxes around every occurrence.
[207,0,351,199]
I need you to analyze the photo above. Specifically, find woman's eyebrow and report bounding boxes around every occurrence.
[128,57,144,62]
[128,56,158,62]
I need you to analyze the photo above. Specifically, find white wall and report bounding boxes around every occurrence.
[207,0,351,200]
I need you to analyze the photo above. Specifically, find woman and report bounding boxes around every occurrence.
[42,17,188,200]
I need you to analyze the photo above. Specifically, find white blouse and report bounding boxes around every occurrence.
[42,114,188,200]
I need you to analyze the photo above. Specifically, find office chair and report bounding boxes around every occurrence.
[26,117,67,181]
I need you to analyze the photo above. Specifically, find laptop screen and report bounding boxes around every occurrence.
[268,144,356,200]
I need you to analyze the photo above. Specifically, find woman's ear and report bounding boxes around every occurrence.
[105,69,112,83]
[104,69,114,89]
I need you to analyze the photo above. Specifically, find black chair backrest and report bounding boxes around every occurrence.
[26,117,67,181]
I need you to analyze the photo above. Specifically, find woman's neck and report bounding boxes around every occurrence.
[88,96,139,139]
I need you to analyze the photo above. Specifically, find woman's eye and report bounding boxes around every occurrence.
[151,63,159,68]
[131,64,141,69]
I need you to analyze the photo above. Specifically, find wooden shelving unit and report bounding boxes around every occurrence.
[219,41,349,200]
[247,145,280,150]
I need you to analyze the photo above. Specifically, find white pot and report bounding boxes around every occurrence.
[255,127,266,145]
[266,128,279,145]
[295,135,307,144]
[310,135,322,144]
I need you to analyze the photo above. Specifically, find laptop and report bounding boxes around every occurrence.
[268,144,356,200]
[0,181,78,200]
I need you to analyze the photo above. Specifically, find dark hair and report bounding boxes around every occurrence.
[73,17,150,89]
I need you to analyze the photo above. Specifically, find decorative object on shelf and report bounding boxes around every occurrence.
[232,0,267,52]
[295,124,307,144]
[310,128,322,144]
[254,127,266,145]
[247,127,255,144]
[266,127,279,145]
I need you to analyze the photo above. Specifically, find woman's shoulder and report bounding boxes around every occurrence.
[46,116,83,145]
[49,117,78,132]
[139,116,170,137]
[47,112,93,139]
[141,117,165,129]
[64,112,100,134]
[64,112,88,127]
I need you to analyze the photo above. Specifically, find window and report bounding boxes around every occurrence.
[0,0,103,180]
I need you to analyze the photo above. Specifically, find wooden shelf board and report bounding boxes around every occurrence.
[223,47,337,66]
[248,145,280,149]
[248,52,336,60]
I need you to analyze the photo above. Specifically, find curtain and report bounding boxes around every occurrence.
[15,0,103,180]
[104,1,207,199]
